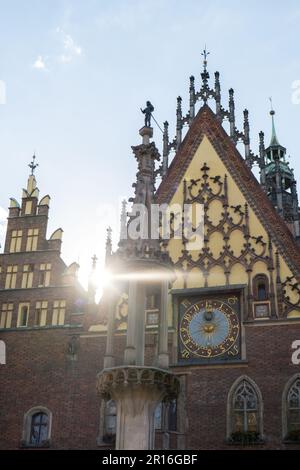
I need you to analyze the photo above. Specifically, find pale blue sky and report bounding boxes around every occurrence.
[0,0,299,288]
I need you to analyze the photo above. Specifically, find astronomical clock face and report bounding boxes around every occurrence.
[178,294,241,364]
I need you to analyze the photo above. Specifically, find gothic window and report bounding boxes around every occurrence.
[253,274,269,301]
[227,377,263,443]
[52,300,66,326]
[9,230,22,253]
[283,376,300,441]
[154,402,162,430]
[0,303,13,328]
[5,265,18,289]
[22,407,52,447]
[17,303,30,327]
[38,263,51,287]
[34,301,48,327]
[26,228,39,251]
[253,274,270,318]
[21,264,34,288]
[103,400,116,444]
[168,399,177,432]
[154,400,177,432]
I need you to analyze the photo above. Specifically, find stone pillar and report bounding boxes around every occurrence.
[158,280,169,369]
[135,283,146,366]
[115,384,163,449]
[103,292,117,368]
[124,281,146,365]
[97,366,179,450]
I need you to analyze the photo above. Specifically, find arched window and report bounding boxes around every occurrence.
[30,412,49,446]
[283,375,300,441]
[253,274,269,301]
[103,400,116,444]
[22,407,52,447]
[227,377,263,444]
[252,274,270,318]
[154,399,177,432]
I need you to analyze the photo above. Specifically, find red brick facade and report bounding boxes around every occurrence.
[1,156,300,450]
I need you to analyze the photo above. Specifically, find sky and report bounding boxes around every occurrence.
[0,0,299,292]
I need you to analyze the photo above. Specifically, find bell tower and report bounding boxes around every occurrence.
[96,112,179,450]
[263,102,300,239]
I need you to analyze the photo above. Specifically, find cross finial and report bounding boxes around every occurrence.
[201,45,210,72]
[28,154,39,176]
[91,254,98,269]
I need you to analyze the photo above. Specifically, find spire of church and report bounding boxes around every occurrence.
[105,227,112,264]
[263,101,300,239]
[269,98,280,147]
[88,254,98,304]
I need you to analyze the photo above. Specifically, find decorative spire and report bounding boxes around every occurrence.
[119,200,127,242]
[269,97,280,146]
[228,88,235,139]
[105,227,112,263]
[162,121,169,177]
[200,46,210,103]
[88,254,98,303]
[91,254,98,270]
[201,46,210,73]
[28,154,38,176]
[176,96,182,149]
[189,76,195,123]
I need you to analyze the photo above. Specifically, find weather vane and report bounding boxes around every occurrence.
[269,97,275,116]
[201,46,210,72]
[28,154,39,176]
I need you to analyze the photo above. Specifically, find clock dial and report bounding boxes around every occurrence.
[179,297,240,362]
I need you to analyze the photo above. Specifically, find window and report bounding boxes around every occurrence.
[34,301,48,327]
[253,274,270,318]
[22,407,52,448]
[21,264,34,288]
[17,303,30,327]
[227,376,263,444]
[0,303,13,328]
[283,375,300,441]
[26,228,39,251]
[168,399,177,432]
[146,288,160,326]
[154,402,162,430]
[38,264,51,287]
[154,400,177,432]
[30,413,48,446]
[5,265,18,289]
[9,230,22,253]
[233,381,258,433]
[52,300,66,326]
[103,400,117,443]
[253,274,269,301]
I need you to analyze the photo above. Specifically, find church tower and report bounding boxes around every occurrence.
[262,104,300,239]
